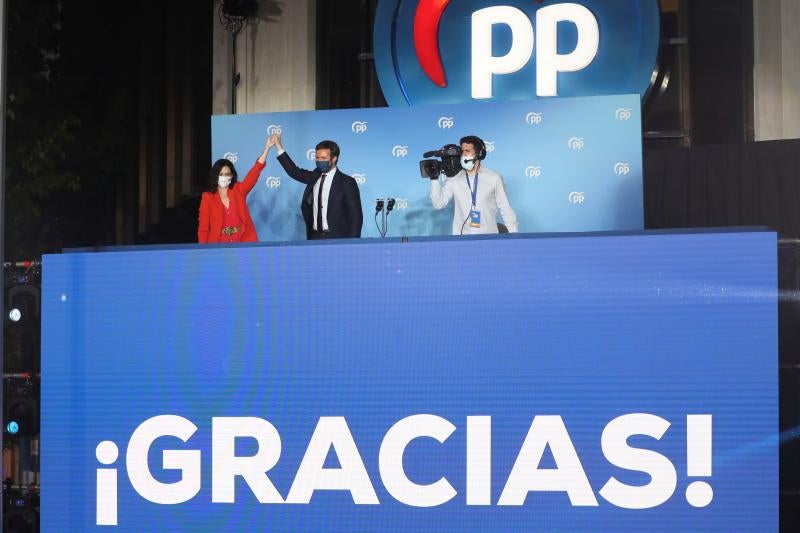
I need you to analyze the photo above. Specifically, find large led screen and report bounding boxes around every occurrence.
[42,230,777,531]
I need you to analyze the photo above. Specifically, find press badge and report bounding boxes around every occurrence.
[469,209,481,228]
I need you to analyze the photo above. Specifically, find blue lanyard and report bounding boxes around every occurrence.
[465,171,479,208]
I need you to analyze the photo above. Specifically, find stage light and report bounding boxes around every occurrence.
[4,399,36,437]
[3,379,38,438]
[5,283,41,372]
[218,0,261,114]
[222,0,258,18]
[6,285,39,322]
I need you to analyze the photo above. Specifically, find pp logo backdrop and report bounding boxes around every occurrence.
[211,94,643,241]
[374,0,661,106]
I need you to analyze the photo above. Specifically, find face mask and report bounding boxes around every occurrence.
[315,160,331,173]
[218,175,232,188]
[461,156,476,172]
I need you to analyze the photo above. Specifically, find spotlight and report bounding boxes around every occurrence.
[3,379,38,438]
[222,0,258,18]
[8,308,21,322]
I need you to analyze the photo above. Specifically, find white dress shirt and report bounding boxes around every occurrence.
[430,166,519,235]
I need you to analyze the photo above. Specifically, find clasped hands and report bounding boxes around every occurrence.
[267,132,283,151]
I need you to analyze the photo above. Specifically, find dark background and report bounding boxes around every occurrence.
[5,0,788,261]
[2,0,798,531]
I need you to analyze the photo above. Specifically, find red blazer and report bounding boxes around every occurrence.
[198,160,265,243]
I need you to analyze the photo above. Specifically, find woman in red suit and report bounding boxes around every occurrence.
[197,136,272,243]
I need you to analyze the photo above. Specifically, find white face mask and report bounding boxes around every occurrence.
[461,155,476,172]
[218,175,232,188]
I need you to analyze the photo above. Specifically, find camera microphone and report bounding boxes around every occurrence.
[423,150,438,158]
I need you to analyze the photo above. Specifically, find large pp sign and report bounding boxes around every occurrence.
[375,0,660,106]
[42,231,777,531]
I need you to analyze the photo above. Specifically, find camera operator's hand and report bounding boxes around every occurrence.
[420,159,442,180]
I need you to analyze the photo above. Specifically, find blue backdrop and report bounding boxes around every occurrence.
[41,230,777,531]
[211,95,643,241]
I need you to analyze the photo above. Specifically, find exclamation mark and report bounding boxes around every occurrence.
[686,415,714,507]
[96,440,120,525]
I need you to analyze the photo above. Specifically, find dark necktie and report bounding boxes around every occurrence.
[316,173,326,231]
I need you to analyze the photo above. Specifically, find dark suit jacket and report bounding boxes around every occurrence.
[277,151,363,239]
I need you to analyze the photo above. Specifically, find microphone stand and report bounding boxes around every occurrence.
[384,198,395,238]
[375,198,397,238]
[375,199,385,238]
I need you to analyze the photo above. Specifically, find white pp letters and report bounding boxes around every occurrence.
[471,7,535,99]
[471,3,601,99]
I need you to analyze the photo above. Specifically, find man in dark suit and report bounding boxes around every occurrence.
[271,133,363,240]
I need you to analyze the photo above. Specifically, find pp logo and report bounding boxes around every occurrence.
[352,121,368,133]
[526,112,543,125]
[485,141,495,153]
[223,152,238,164]
[525,166,542,178]
[615,108,633,121]
[267,124,282,135]
[392,145,409,158]
[614,162,631,176]
[352,173,367,185]
[568,137,585,151]
[438,116,455,129]
[373,0,661,106]
[569,192,586,204]
[306,149,316,161]
[394,198,409,209]
[266,177,281,189]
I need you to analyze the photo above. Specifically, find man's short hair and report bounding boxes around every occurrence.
[316,140,340,159]
[459,135,486,160]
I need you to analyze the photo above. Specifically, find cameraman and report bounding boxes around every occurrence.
[429,135,518,235]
